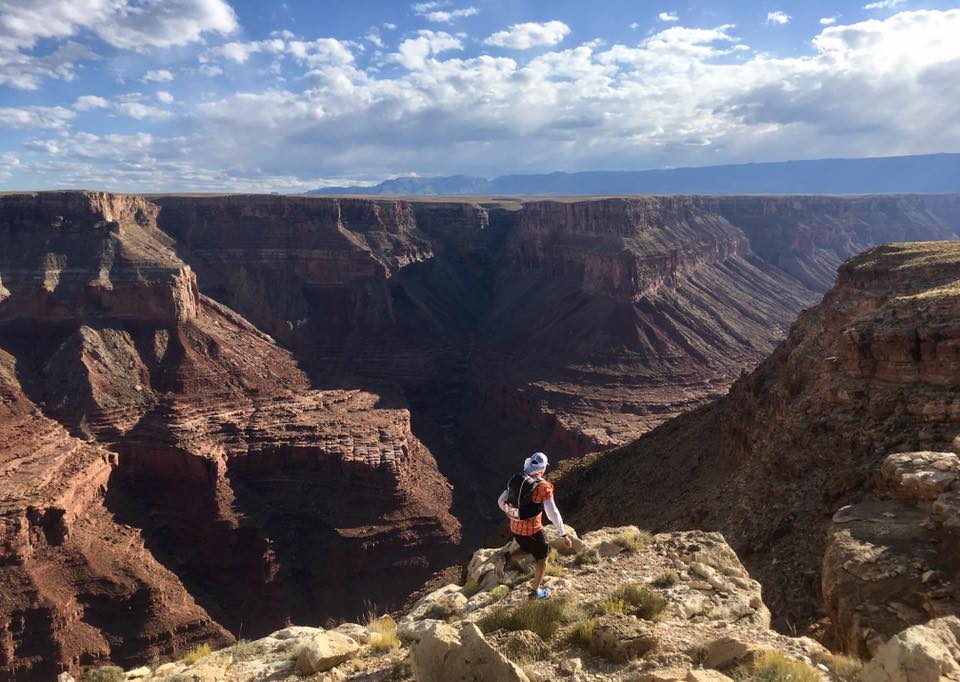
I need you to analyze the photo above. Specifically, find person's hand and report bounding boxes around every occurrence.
[561,536,573,551]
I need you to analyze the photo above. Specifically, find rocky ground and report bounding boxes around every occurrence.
[80,524,960,682]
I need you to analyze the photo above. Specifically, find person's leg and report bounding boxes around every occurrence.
[530,557,547,591]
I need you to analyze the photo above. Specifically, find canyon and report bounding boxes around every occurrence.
[0,190,957,678]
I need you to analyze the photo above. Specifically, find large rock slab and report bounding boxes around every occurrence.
[861,616,960,682]
[409,621,529,682]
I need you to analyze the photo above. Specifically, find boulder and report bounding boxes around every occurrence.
[686,670,734,682]
[400,583,467,626]
[590,613,659,663]
[700,637,767,670]
[334,622,372,645]
[861,616,960,682]
[124,667,151,679]
[409,621,529,682]
[631,667,688,681]
[270,625,324,640]
[581,526,643,558]
[295,630,360,675]
[933,491,960,532]
[881,452,960,501]
[498,629,550,663]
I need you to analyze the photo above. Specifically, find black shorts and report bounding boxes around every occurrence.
[513,530,549,561]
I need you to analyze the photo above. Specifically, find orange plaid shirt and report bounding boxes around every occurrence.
[509,478,554,536]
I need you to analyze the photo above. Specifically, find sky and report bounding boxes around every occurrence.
[1,0,959,192]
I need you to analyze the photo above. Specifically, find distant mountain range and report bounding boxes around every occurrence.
[308,153,960,196]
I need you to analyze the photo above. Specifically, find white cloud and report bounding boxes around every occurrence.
[0,0,236,90]
[0,105,74,129]
[383,23,398,30]
[365,30,385,48]
[390,30,462,69]
[658,12,679,22]
[143,69,174,82]
[74,95,110,110]
[421,7,479,23]
[156,91,174,104]
[864,0,906,8]
[766,11,791,25]
[819,16,838,25]
[114,101,172,120]
[629,22,640,30]
[483,20,570,49]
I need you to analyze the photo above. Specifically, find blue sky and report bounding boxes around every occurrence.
[1,0,959,191]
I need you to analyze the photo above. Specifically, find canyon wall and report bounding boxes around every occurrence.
[0,190,957,676]
[561,240,960,637]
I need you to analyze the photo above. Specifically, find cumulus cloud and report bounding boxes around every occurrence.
[74,95,110,110]
[143,68,174,82]
[0,0,236,90]
[658,12,679,22]
[483,20,570,49]
[864,0,906,8]
[115,101,172,120]
[0,106,75,129]
[5,8,960,192]
[819,16,838,25]
[156,91,174,104]
[766,11,791,25]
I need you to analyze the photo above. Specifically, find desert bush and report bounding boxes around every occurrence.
[545,548,565,577]
[611,582,668,621]
[599,597,628,615]
[368,615,400,651]
[477,594,576,641]
[489,585,509,600]
[575,549,600,566]
[733,650,822,682]
[183,643,212,665]
[461,579,483,599]
[84,666,124,682]
[812,651,862,682]
[423,599,460,621]
[566,618,597,649]
[651,570,680,588]
[612,528,653,553]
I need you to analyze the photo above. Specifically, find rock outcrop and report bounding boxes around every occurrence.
[561,241,960,632]
[91,525,835,682]
[823,448,960,656]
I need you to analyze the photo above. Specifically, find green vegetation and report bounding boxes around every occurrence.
[183,643,212,665]
[489,585,510,600]
[545,548,566,577]
[733,651,822,682]
[367,615,401,652]
[574,549,600,566]
[812,651,863,682]
[423,600,460,621]
[612,528,652,553]
[610,582,668,621]
[651,570,680,588]
[566,617,597,649]
[477,593,578,641]
[461,579,483,599]
[84,666,124,682]
[599,597,628,615]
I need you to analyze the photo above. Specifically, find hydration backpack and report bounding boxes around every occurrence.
[506,472,544,520]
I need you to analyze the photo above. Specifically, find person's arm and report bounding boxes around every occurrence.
[497,489,510,514]
[542,497,566,536]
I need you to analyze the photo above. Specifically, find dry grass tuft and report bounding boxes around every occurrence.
[612,528,652,553]
[183,643,212,665]
[651,570,680,588]
[812,651,863,682]
[566,617,597,649]
[734,650,822,682]
[545,548,565,577]
[477,593,577,641]
[367,615,401,652]
[84,666,124,682]
[611,582,668,621]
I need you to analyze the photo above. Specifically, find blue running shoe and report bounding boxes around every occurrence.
[529,587,551,600]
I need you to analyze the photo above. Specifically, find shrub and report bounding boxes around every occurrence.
[183,643,212,665]
[368,615,400,652]
[651,570,680,588]
[611,582,668,621]
[812,652,863,682]
[84,666,124,682]
[545,548,565,577]
[423,600,459,621]
[489,585,510,600]
[461,579,483,599]
[575,550,600,566]
[599,597,627,615]
[734,650,822,682]
[477,594,576,641]
[612,528,652,553]
[566,618,596,649]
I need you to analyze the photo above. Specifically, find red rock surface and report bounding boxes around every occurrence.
[0,192,459,679]
[561,240,960,633]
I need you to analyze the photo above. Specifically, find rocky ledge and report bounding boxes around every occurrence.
[73,524,960,682]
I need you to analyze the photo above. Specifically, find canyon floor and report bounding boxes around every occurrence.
[0,191,958,679]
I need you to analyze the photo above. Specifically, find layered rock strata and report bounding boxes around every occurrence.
[0,192,460,678]
[561,241,960,632]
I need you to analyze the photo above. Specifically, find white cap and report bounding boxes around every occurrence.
[524,451,548,474]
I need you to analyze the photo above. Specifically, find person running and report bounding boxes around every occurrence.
[495,451,572,599]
